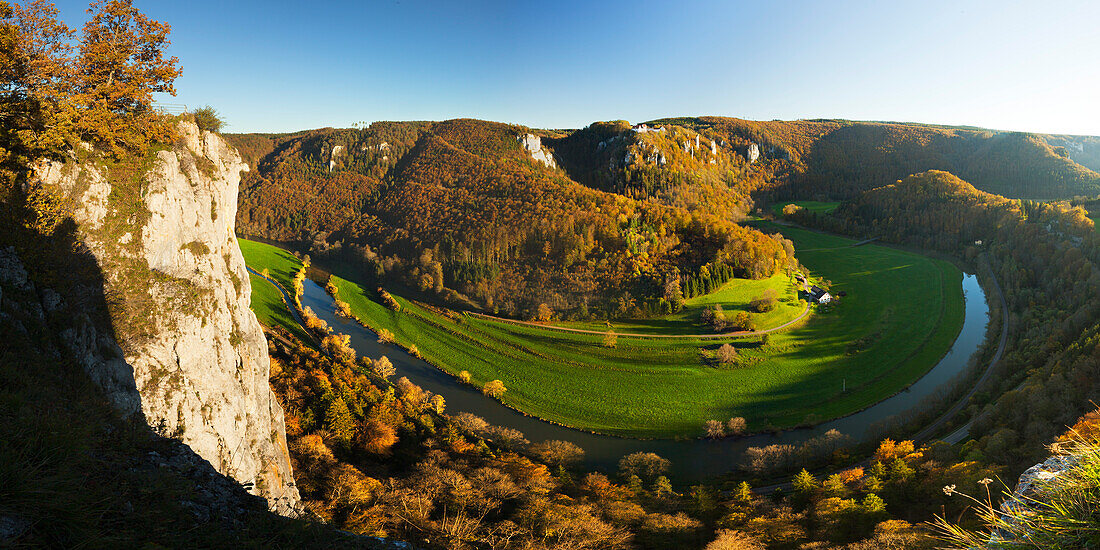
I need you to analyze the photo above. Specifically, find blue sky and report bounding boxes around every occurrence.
[53,0,1100,135]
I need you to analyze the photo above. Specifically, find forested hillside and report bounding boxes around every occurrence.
[231,119,795,320]
[1043,134,1100,174]
[647,117,1100,200]
[796,170,1100,474]
[232,116,1100,321]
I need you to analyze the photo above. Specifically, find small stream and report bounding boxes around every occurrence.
[300,274,988,481]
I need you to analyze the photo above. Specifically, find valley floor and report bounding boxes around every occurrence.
[241,228,964,438]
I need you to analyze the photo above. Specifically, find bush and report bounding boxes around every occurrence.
[482,379,506,399]
[749,288,778,313]
[191,106,225,133]
[716,343,738,365]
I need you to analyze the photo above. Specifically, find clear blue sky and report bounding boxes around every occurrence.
[53,0,1100,135]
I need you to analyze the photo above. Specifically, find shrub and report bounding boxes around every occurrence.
[727,417,747,435]
[603,330,617,348]
[376,328,395,344]
[191,105,225,133]
[705,420,725,438]
[482,379,506,399]
[749,288,778,313]
[716,343,738,365]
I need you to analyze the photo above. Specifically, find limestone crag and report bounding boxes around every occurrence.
[988,453,1082,547]
[518,133,557,168]
[30,122,300,514]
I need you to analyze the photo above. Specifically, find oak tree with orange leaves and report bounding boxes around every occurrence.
[71,0,181,155]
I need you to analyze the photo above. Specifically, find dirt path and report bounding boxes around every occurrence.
[467,301,811,340]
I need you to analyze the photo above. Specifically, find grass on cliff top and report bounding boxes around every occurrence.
[240,230,965,438]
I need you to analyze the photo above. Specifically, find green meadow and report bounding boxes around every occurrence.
[772,201,841,216]
[238,239,312,343]
[552,273,805,335]
[240,229,964,438]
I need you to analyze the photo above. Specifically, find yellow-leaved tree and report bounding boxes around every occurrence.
[71,0,181,156]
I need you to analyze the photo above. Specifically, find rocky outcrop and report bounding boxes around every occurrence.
[518,133,557,169]
[747,143,760,163]
[988,453,1081,547]
[329,144,345,172]
[29,121,300,514]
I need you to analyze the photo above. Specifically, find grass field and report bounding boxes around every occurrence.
[772,201,841,216]
[1089,212,1100,233]
[553,273,804,335]
[237,240,312,343]
[240,231,965,438]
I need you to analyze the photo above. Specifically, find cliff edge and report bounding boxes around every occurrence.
[28,121,299,513]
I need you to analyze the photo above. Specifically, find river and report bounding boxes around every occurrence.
[300,273,988,482]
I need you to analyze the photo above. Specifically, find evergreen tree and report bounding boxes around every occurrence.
[792,468,818,495]
[323,397,355,443]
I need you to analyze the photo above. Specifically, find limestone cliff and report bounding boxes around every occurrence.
[28,122,299,513]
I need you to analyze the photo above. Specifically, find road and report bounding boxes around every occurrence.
[751,255,1009,493]
[467,300,811,339]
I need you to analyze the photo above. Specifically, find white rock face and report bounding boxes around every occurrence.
[30,121,299,514]
[329,144,345,172]
[518,133,557,169]
[747,143,760,163]
[988,453,1081,547]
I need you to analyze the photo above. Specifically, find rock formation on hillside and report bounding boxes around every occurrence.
[518,133,557,168]
[28,121,300,513]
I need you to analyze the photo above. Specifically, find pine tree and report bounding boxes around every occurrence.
[323,397,355,443]
[735,481,753,504]
[792,468,818,495]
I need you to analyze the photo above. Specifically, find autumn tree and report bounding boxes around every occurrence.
[732,311,755,331]
[323,397,355,443]
[529,439,585,468]
[618,452,670,482]
[705,529,764,550]
[376,328,395,344]
[482,379,506,399]
[1,0,74,193]
[71,0,182,155]
[727,416,747,435]
[792,468,818,495]
[717,343,738,365]
[355,418,397,454]
[371,355,394,379]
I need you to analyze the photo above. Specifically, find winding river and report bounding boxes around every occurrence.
[300,273,989,482]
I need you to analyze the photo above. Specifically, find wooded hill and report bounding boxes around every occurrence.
[230,119,795,320]
[644,117,1100,200]
[231,116,1099,319]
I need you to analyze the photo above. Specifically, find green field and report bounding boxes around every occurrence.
[238,240,312,343]
[240,231,964,438]
[1089,212,1100,233]
[553,273,805,335]
[772,201,841,216]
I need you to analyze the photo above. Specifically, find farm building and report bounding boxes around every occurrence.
[808,285,833,304]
